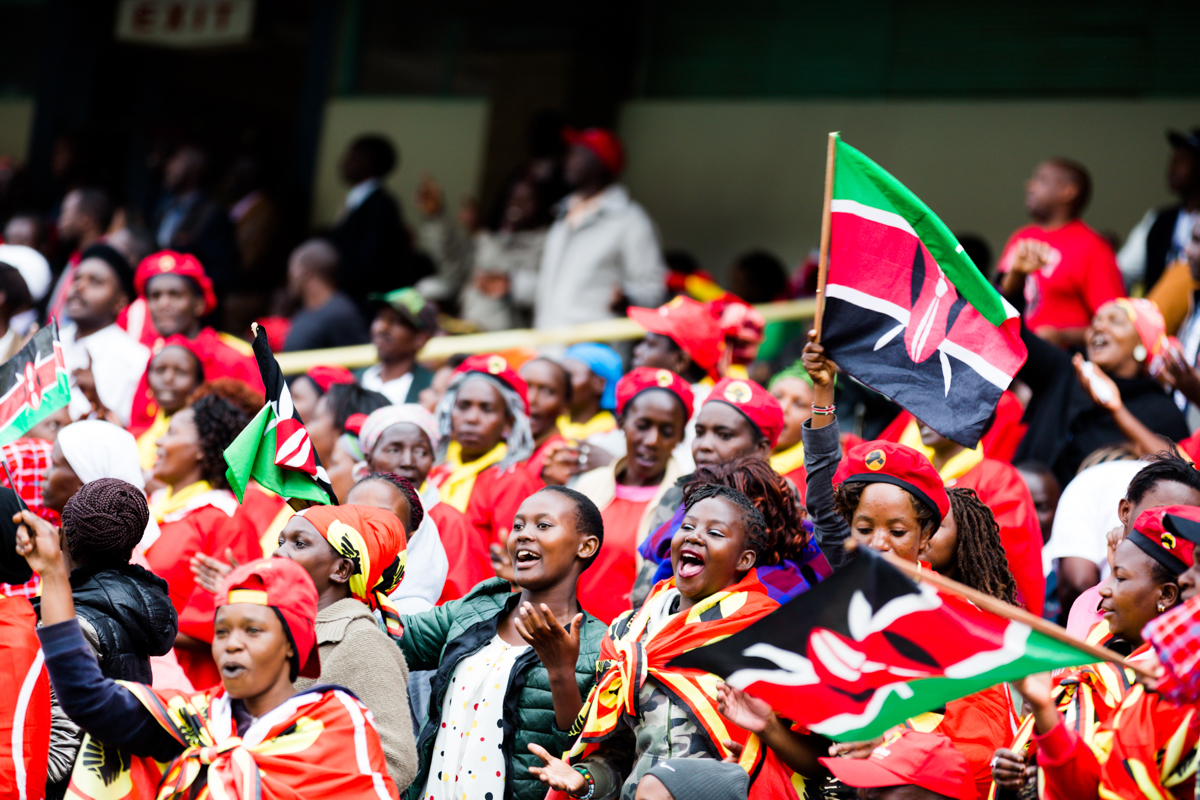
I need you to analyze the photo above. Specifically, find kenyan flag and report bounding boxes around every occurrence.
[821,137,1026,447]
[223,325,335,508]
[670,548,1096,741]
[0,323,70,446]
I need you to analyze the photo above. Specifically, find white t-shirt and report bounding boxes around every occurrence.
[60,322,151,426]
[1042,459,1147,577]
[360,365,414,405]
[423,633,529,799]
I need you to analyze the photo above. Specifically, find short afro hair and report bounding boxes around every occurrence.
[1126,448,1200,506]
[682,483,768,557]
[537,485,604,570]
[190,393,252,490]
[324,383,390,434]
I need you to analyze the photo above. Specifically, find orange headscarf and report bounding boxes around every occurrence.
[297,504,407,639]
[1114,298,1169,373]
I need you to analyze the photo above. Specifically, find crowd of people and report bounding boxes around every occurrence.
[0,121,1198,800]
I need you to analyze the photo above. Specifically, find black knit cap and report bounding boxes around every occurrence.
[78,243,136,303]
[62,478,148,565]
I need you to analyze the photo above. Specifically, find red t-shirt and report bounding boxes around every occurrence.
[997,220,1123,333]
[462,464,542,556]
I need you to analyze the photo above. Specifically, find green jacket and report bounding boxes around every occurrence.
[400,579,606,800]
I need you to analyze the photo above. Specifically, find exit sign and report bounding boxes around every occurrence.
[115,0,256,47]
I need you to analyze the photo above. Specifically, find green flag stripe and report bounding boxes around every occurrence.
[832,138,1014,328]
[223,404,331,506]
[0,376,71,447]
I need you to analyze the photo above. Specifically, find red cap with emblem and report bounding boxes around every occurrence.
[616,366,695,420]
[305,364,356,394]
[819,730,974,800]
[134,250,218,316]
[835,440,951,527]
[563,128,625,176]
[455,353,530,415]
[1131,506,1198,576]
[218,557,320,679]
[628,296,725,380]
[703,377,784,448]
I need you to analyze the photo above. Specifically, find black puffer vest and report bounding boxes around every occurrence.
[37,564,178,682]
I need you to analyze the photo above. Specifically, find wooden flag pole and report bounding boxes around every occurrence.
[812,132,838,342]
[874,548,1156,680]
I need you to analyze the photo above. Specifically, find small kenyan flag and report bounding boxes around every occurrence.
[223,324,336,509]
[820,136,1027,447]
[0,322,70,446]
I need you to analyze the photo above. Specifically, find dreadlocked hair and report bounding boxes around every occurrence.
[357,472,424,534]
[833,481,938,539]
[947,487,1019,605]
[191,394,252,490]
[682,483,769,558]
[685,457,808,565]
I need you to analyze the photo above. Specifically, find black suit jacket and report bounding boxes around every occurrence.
[330,187,422,305]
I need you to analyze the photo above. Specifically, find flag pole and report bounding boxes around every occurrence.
[813,132,838,342]
[876,549,1156,680]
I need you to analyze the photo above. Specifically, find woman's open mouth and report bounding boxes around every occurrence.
[677,549,705,579]
[221,663,247,679]
[514,549,542,569]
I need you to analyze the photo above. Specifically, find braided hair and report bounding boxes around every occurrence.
[946,487,1019,605]
[62,478,149,567]
[191,394,252,491]
[357,472,425,533]
[682,482,769,558]
[685,457,808,565]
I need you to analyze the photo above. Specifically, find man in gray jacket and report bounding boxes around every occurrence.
[534,128,666,331]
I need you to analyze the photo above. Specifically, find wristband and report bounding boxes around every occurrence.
[572,765,596,800]
[811,404,836,416]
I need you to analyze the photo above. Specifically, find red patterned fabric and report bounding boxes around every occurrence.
[0,437,60,598]
[1145,593,1200,705]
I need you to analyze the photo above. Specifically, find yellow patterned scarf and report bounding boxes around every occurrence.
[427,441,507,513]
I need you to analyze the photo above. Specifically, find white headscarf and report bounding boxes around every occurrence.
[57,420,146,490]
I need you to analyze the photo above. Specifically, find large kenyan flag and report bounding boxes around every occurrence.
[669,548,1095,742]
[0,322,70,445]
[822,138,1026,447]
[223,324,336,508]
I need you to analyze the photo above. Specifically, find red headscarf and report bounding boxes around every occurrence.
[297,504,408,639]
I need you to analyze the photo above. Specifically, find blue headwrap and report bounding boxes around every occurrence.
[563,343,624,411]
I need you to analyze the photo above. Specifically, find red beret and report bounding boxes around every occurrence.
[218,557,320,679]
[455,354,530,415]
[1131,506,1198,576]
[564,128,625,176]
[305,364,356,394]
[703,377,785,448]
[135,250,217,316]
[835,440,951,527]
[616,367,695,420]
[629,296,726,380]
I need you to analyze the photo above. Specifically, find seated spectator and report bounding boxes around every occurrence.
[518,356,570,484]
[534,128,665,330]
[45,187,112,325]
[282,239,369,352]
[630,296,723,385]
[574,368,693,622]
[359,404,479,603]
[331,134,417,305]
[401,486,606,800]
[558,342,626,458]
[305,381,390,470]
[997,159,1124,349]
[429,354,541,577]
[59,244,150,426]
[0,243,49,335]
[33,479,177,796]
[1117,128,1200,291]
[361,288,436,404]
[145,394,261,688]
[135,339,205,471]
[126,250,262,437]
[637,759,749,800]
[288,363,355,423]
[1010,297,1189,484]
[21,534,399,798]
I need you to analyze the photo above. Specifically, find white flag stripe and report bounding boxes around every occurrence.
[277,428,308,466]
[938,339,1011,390]
[831,199,917,237]
[825,284,910,325]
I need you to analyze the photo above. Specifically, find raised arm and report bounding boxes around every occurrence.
[800,333,853,570]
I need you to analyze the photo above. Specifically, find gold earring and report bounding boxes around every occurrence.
[1158,603,1166,612]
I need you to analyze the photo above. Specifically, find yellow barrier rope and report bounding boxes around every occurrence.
[274,298,817,374]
